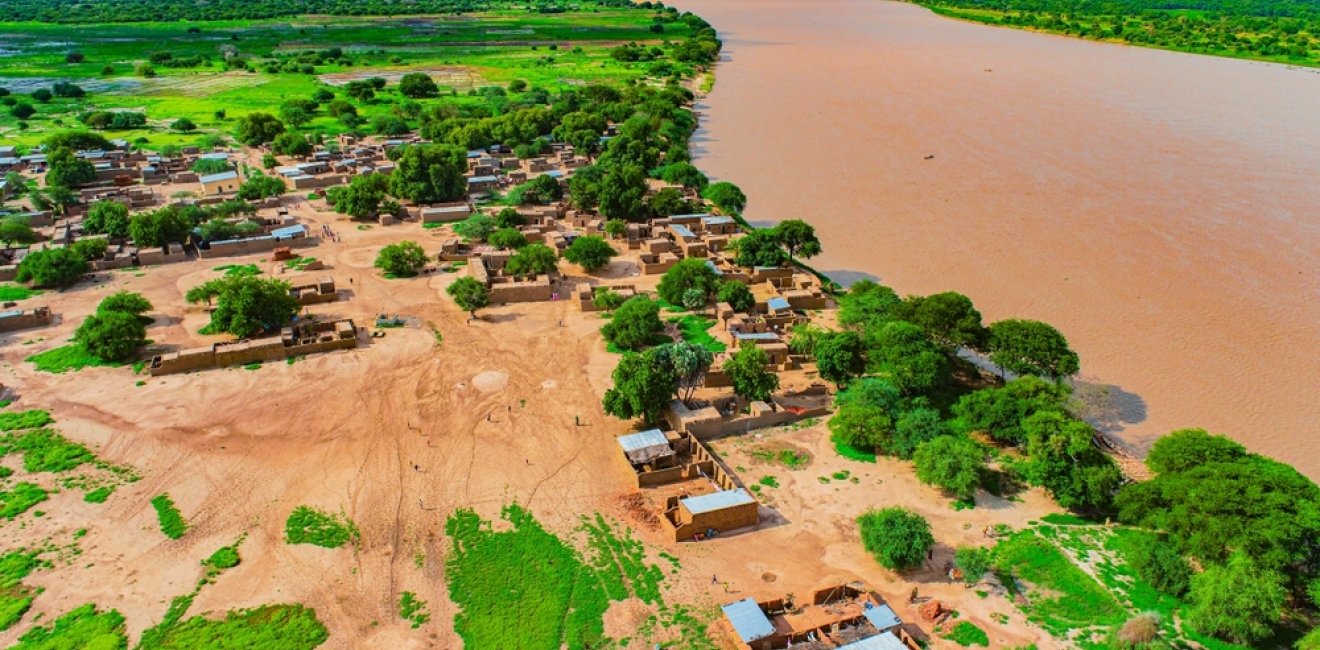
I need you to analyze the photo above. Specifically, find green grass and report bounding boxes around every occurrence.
[0,410,52,431]
[0,285,41,302]
[284,257,318,271]
[203,546,240,573]
[0,483,48,520]
[604,332,673,354]
[750,448,810,469]
[7,603,127,649]
[944,621,990,647]
[832,437,877,463]
[0,550,41,631]
[668,315,726,353]
[243,362,262,371]
[83,486,113,503]
[25,344,121,374]
[141,604,328,649]
[151,493,188,540]
[213,264,261,277]
[831,469,851,480]
[284,506,359,548]
[0,428,95,473]
[445,505,683,649]
[398,592,430,629]
[757,475,779,488]
[993,529,1127,636]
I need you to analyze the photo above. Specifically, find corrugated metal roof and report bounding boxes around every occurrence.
[542,169,564,178]
[467,175,499,183]
[862,603,902,630]
[0,310,23,319]
[837,631,908,650]
[671,224,697,239]
[270,224,306,239]
[616,428,668,453]
[682,488,754,515]
[702,215,734,225]
[720,598,774,643]
[199,170,238,184]
[733,331,779,341]
[767,296,791,311]
[670,213,710,220]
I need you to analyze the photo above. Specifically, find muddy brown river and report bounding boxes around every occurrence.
[678,0,1320,478]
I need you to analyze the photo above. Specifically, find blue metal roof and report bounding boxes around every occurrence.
[838,632,908,650]
[670,213,710,220]
[198,170,238,184]
[616,429,668,453]
[682,488,754,515]
[733,331,779,341]
[270,224,306,239]
[862,603,902,631]
[720,598,774,643]
[467,175,499,184]
[542,169,564,179]
[702,215,734,226]
[0,310,23,319]
[767,296,791,311]
[198,152,229,160]
[670,224,697,239]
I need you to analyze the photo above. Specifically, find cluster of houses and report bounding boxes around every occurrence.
[719,584,921,650]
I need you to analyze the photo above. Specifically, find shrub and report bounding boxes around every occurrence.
[1130,538,1191,597]
[562,236,616,272]
[151,493,188,540]
[856,507,934,571]
[601,296,663,351]
[285,506,359,548]
[15,248,88,288]
[75,311,145,362]
[374,241,428,277]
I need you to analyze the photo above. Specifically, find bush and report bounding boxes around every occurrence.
[601,296,663,351]
[1130,538,1191,597]
[70,237,108,262]
[375,241,428,277]
[75,311,146,362]
[97,291,152,317]
[84,200,130,238]
[487,228,527,250]
[15,248,88,288]
[954,546,992,585]
[504,244,558,277]
[856,507,934,571]
[913,435,984,501]
[452,214,495,242]
[446,277,489,319]
[151,493,188,540]
[0,220,37,246]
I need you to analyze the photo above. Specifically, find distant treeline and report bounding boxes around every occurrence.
[915,0,1320,63]
[5,0,642,23]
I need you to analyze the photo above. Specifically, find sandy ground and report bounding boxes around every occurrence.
[0,196,1067,648]
[676,0,1320,480]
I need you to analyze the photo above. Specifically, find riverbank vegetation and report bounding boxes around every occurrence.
[913,0,1320,67]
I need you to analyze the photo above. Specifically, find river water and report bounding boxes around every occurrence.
[678,0,1320,478]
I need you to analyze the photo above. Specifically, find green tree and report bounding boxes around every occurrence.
[75,310,146,362]
[772,219,822,258]
[16,247,88,287]
[1020,410,1122,511]
[71,237,108,262]
[562,236,617,272]
[446,276,489,319]
[866,320,948,395]
[494,208,525,229]
[701,181,746,214]
[271,132,313,157]
[603,219,627,240]
[389,144,467,204]
[914,435,984,501]
[504,243,559,277]
[895,291,987,351]
[716,280,754,312]
[10,102,35,120]
[1298,627,1320,650]
[987,319,1080,379]
[1145,428,1245,474]
[170,117,197,132]
[592,287,626,312]
[724,344,779,403]
[950,376,1071,445]
[653,340,713,405]
[656,257,718,305]
[129,206,193,248]
[236,174,286,201]
[602,347,679,423]
[837,280,901,327]
[46,147,95,188]
[0,220,37,246]
[813,330,866,388]
[733,229,787,268]
[1131,537,1191,597]
[487,228,527,250]
[31,88,52,103]
[184,275,299,338]
[191,158,232,175]
[827,403,892,454]
[374,241,428,277]
[597,163,649,221]
[1187,553,1285,645]
[954,546,993,585]
[656,162,708,191]
[856,507,934,572]
[328,173,389,219]
[600,296,664,351]
[84,200,131,238]
[399,73,439,98]
[97,291,152,317]
[452,214,495,242]
[890,407,949,459]
[234,112,285,146]
[44,131,110,151]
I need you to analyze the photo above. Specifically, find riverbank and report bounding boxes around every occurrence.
[678,0,1320,479]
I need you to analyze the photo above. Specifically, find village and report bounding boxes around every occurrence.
[0,123,1018,650]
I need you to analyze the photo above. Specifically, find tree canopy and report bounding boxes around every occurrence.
[723,344,778,403]
[15,247,87,288]
[656,257,717,306]
[84,201,131,239]
[602,346,679,423]
[503,243,559,277]
[562,236,617,272]
[75,310,146,362]
[374,241,428,277]
[446,276,489,319]
[184,275,299,338]
[857,507,935,572]
[389,144,468,205]
[914,435,984,501]
[987,319,1080,379]
[600,296,664,351]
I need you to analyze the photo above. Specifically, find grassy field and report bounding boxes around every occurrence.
[0,8,694,147]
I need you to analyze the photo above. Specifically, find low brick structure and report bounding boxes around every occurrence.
[149,319,358,376]
[0,307,53,333]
